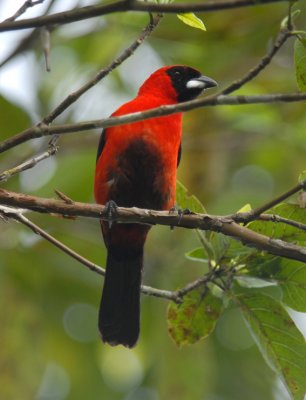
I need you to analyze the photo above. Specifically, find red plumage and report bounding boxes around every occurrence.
[94,66,217,347]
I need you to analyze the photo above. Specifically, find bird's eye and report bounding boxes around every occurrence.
[174,71,181,77]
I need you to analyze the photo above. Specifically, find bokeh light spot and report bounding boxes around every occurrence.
[36,362,70,400]
[63,303,98,343]
[98,346,143,392]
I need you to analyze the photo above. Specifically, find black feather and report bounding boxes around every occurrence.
[96,129,106,162]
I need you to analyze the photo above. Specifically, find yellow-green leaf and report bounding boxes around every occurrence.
[298,171,306,184]
[177,13,206,31]
[237,203,252,213]
[167,286,223,346]
[294,38,306,91]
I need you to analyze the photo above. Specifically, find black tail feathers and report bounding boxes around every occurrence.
[98,250,143,348]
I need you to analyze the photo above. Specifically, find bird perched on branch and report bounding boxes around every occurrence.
[94,65,217,348]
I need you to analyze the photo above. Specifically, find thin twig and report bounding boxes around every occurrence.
[233,179,306,222]
[258,213,306,232]
[0,18,294,154]
[3,0,46,23]
[221,29,291,95]
[0,0,57,68]
[1,205,180,302]
[0,143,58,182]
[0,0,290,32]
[177,269,221,297]
[54,189,74,204]
[42,13,163,125]
[0,188,305,263]
[2,91,306,154]
[0,14,162,179]
[11,210,105,275]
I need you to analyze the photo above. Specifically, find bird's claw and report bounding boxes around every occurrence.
[103,200,118,228]
[177,208,191,224]
[169,206,191,229]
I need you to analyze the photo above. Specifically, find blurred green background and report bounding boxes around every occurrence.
[0,1,305,399]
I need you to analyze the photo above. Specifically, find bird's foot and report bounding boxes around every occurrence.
[103,200,118,228]
[169,205,191,229]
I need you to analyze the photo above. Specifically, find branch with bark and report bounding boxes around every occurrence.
[0,186,305,263]
[0,0,291,32]
[1,91,306,154]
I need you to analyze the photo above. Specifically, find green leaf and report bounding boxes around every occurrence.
[278,260,306,312]
[248,203,306,245]
[176,180,206,213]
[185,247,208,263]
[168,286,223,346]
[294,38,306,91]
[0,95,31,138]
[280,9,300,29]
[237,203,252,213]
[177,13,206,31]
[298,171,306,184]
[246,257,306,312]
[235,276,276,289]
[234,292,306,400]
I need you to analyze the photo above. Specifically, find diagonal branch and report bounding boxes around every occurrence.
[0,14,162,179]
[0,0,291,32]
[42,13,163,125]
[0,188,305,263]
[232,179,306,222]
[0,18,294,155]
[3,0,46,23]
[0,142,58,182]
[0,0,57,68]
[1,91,306,154]
[221,29,292,95]
[1,205,182,303]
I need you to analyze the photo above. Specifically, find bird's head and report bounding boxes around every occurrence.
[138,65,217,103]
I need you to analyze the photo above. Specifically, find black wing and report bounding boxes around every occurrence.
[96,129,106,163]
[177,142,182,167]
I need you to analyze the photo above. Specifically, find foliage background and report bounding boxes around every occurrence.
[0,1,305,399]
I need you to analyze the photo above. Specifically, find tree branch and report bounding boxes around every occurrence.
[258,214,306,232]
[0,189,305,263]
[0,13,162,178]
[0,0,291,32]
[1,205,183,303]
[0,0,57,68]
[221,28,292,95]
[2,91,306,154]
[232,179,306,222]
[0,142,58,182]
[42,13,163,125]
[0,18,294,156]
[3,0,46,23]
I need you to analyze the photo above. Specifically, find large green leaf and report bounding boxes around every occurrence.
[167,286,223,346]
[245,257,306,312]
[248,203,306,245]
[0,96,31,138]
[234,292,306,400]
[294,38,306,91]
[176,180,206,213]
[280,260,306,312]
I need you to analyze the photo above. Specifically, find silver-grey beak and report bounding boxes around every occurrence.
[186,75,218,90]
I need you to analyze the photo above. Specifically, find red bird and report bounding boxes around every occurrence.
[94,66,217,347]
